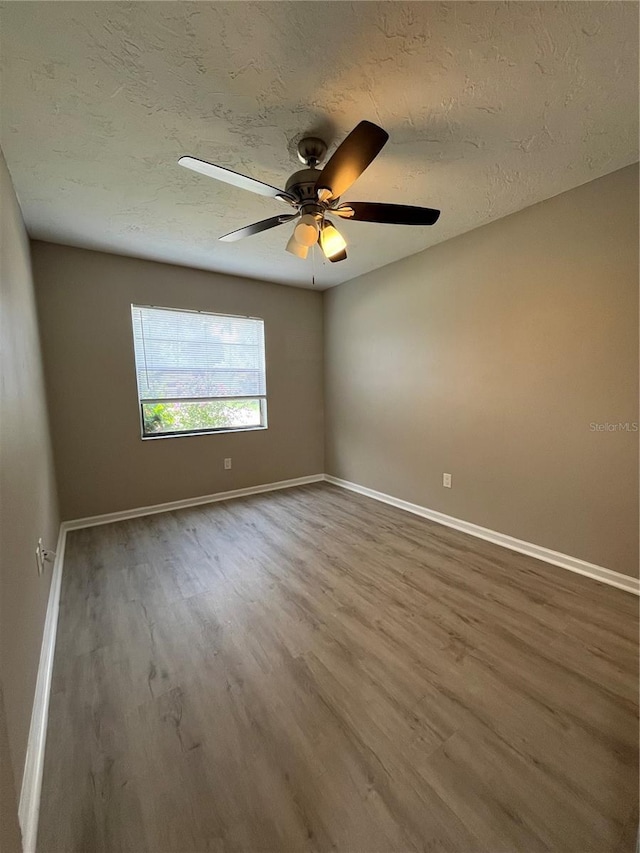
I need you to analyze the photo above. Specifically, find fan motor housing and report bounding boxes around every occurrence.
[285,168,321,203]
[285,168,340,215]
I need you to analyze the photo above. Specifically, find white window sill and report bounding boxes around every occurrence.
[141,426,268,441]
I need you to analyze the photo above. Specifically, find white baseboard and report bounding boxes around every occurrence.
[325,475,639,596]
[64,474,325,530]
[18,523,68,853]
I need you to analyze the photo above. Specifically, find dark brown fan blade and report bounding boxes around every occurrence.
[179,156,296,203]
[336,202,440,225]
[315,121,389,201]
[219,214,296,242]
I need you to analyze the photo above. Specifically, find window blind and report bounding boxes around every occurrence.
[131,305,266,401]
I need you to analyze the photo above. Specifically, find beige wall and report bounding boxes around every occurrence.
[0,152,60,838]
[32,243,324,520]
[325,164,639,578]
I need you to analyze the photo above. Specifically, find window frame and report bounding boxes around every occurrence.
[131,304,268,440]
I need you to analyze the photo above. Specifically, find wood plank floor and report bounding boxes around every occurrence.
[38,483,638,852]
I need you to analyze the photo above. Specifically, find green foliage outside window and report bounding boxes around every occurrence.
[142,399,261,435]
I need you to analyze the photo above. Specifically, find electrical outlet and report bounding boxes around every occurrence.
[443,473,452,488]
[224,458,232,470]
[35,538,44,575]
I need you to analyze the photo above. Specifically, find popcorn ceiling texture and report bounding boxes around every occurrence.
[1,1,638,289]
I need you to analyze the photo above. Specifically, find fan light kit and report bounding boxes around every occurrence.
[179,120,440,264]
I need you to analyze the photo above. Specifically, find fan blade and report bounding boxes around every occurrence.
[219,214,296,242]
[334,202,440,225]
[179,156,296,203]
[315,121,389,200]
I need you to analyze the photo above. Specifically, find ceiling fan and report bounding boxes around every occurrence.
[178,120,440,263]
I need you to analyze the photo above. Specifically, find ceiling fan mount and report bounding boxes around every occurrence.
[282,138,333,207]
[296,136,328,168]
[178,120,440,265]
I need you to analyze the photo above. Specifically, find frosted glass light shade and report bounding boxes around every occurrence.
[319,220,347,259]
[293,214,319,247]
[285,233,309,259]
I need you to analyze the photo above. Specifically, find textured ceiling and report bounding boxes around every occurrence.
[1,2,638,289]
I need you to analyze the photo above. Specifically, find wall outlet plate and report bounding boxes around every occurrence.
[224,458,232,470]
[443,473,452,488]
[35,538,44,575]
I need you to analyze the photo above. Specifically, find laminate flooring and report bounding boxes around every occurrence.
[38,483,639,852]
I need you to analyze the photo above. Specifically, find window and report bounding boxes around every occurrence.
[131,305,267,438]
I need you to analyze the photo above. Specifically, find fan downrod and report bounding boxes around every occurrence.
[296,137,328,168]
